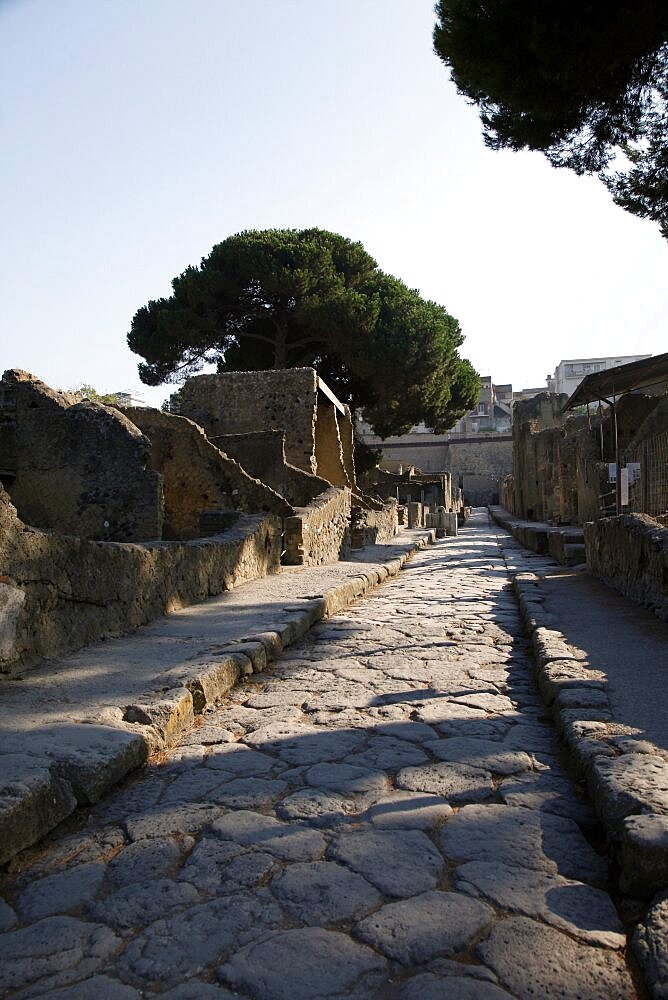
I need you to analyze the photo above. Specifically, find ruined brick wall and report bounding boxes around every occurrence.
[511,394,564,519]
[0,485,281,675]
[1,370,162,541]
[283,487,351,566]
[214,430,331,507]
[575,427,611,522]
[585,514,668,621]
[172,368,319,474]
[115,408,291,539]
[513,424,579,524]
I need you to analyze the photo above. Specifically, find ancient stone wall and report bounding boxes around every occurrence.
[115,407,291,539]
[314,403,349,487]
[172,368,320,474]
[500,475,514,514]
[214,430,331,507]
[575,454,610,524]
[172,368,357,493]
[461,473,501,506]
[0,370,162,541]
[283,487,351,566]
[511,394,567,521]
[338,406,356,487]
[443,438,513,485]
[0,486,281,675]
[585,514,668,621]
[350,500,398,548]
[627,396,668,448]
[614,394,663,452]
[510,392,664,524]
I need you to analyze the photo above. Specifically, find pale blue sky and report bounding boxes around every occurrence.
[2,0,666,408]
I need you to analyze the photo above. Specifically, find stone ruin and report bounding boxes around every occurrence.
[504,391,666,525]
[0,370,162,541]
[496,390,668,618]
[170,368,356,492]
[0,366,407,673]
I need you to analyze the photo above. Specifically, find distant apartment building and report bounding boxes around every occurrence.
[546,356,651,399]
[450,376,513,435]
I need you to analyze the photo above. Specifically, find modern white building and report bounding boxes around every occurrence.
[547,356,651,398]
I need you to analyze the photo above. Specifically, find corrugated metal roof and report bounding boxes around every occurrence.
[562,352,668,410]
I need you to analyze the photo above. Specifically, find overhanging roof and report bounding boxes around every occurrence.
[562,352,668,410]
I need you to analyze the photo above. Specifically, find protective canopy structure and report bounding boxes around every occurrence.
[562,352,668,411]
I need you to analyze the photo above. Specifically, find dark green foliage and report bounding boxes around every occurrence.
[433,0,668,234]
[128,228,479,437]
[603,64,668,237]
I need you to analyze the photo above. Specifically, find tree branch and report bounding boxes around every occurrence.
[237,332,277,346]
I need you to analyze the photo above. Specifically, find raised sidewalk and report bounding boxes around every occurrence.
[490,506,668,998]
[0,528,434,865]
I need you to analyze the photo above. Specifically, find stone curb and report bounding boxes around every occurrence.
[0,530,435,867]
[491,505,586,566]
[118,532,435,747]
[491,513,668,998]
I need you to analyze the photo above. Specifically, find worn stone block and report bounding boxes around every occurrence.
[620,814,668,897]
[588,754,668,830]
[633,889,668,1000]
[272,861,382,925]
[219,926,387,1000]
[478,916,634,999]
[120,689,192,750]
[456,860,624,948]
[0,754,77,865]
[0,916,121,996]
[354,890,494,965]
[329,828,444,897]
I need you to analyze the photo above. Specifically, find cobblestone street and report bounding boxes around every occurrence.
[0,513,641,998]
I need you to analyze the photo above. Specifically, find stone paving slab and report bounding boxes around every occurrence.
[0,511,643,998]
[0,530,434,865]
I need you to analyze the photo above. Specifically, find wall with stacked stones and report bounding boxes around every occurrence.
[351,499,398,548]
[585,514,668,621]
[283,486,351,566]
